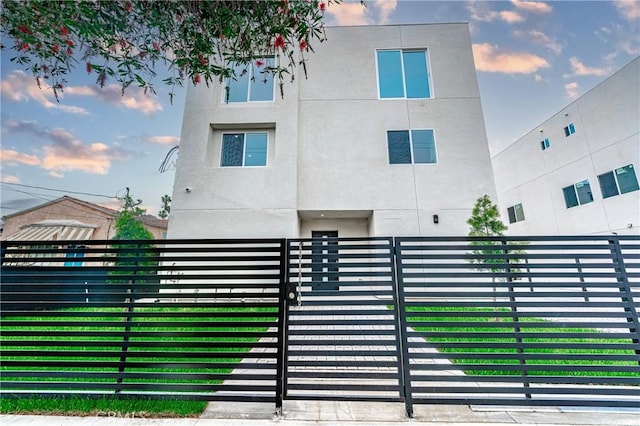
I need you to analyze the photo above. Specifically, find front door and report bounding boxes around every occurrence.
[311,231,339,291]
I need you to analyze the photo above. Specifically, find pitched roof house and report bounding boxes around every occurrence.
[1,196,167,241]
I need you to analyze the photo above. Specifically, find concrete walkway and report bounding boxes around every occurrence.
[3,402,640,425]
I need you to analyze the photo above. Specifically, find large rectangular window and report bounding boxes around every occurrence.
[598,164,640,198]
[387,129,437,164]
[225,58,274,103]
[563,179,593,208]
[377,50,431,99]
[221,132,268,167]
[507,203,525,224]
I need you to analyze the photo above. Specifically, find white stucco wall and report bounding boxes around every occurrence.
[493,57,640,235]
[169,23,497,239]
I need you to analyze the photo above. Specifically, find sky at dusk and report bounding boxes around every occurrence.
[1,0,639,220]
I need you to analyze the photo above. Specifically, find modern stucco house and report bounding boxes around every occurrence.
[492,57,639,236]
[168,23,497,239]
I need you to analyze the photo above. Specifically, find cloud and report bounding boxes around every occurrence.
[511,0,553,14]
[374,0,397,24]
[143,136,180,146]
[472,43,550,74]
[514,30,563,55]
[614,0,640,20]
[467,2,524,24]
[2,119,133,177]
[1,71,89,114]
[1,71,162,116]
[565,82,580,100]
[327,1,370,25]
[566,57,611,77]
[0,175,21,184]
[0,149,41,166]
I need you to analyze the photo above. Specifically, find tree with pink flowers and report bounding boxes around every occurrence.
[1,0,338,102]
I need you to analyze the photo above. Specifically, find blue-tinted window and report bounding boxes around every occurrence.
[64,246,85,267]
[564,122,576,137]
[377,50,431,99]
[598,171,619,198]
[507,203,525,224]
[616,164,640,194]
[221,132,268,167]
[563,179,593,208]
[387,129,437,164]
[225,58,274,103]
[540,138,550,150]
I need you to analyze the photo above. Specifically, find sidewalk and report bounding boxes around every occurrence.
[3,401,640,426]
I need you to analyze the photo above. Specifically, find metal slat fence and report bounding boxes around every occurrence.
[1,239,286,403]
[1,235,639,414]
[395,236,640,411]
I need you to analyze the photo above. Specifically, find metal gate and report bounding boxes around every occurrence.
[283,237,407,409]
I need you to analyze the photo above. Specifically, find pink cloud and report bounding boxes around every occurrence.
[0,148,41,166]
[499,10,525,24]
[614,0,640,20]
[327,2,370,25]
[566,57,611,77]
[511,0,553,14]
[472,43,550,74]
[565,82,580,100]
[143,136,180,145]
[0,174,21,184]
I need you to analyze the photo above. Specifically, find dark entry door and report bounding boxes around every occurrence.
[311,231,339,291]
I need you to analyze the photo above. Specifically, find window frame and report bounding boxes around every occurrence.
[386,129,438,165]
[598,163,640,199]
[220,131,269,168]
[564,122,576,137]
[507,203,525,224]
[562,179,593,209]
[222,58,275,103]
[376,49,433,100]
[540,138,550,151]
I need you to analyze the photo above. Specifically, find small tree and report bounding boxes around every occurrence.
[158,194,171,219]
[467,195,512,316]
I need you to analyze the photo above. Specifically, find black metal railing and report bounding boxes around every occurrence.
[1,235,638,415]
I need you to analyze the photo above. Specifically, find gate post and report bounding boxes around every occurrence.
[275,238,288,416]
[393,237,414,418]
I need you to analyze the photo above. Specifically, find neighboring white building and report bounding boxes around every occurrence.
[168,23,497,239]
[492,57,640,236]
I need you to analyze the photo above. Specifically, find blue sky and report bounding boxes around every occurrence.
[1,0,639,219]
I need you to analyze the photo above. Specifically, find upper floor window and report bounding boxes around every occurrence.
[387,129,437,164]
[377,50,431,99]
[562,179,593,208]
[64,245,85,267]
[224,58,274,103]
[540,138,550,151]
[564,122,576,137]
[220,132,268,167]
[598,164,640,199]
[507,203,525,224]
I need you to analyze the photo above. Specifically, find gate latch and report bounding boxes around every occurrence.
[286,283,298,303]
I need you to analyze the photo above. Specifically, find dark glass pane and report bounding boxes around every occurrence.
[507,207,516,224]
[564,126,570,137]
[598,171,619,198]
[244,133,268,166]
[411,129,437,163]
[377,51,404,98]
[387,131,411,164]
[403,51,430,98]
[563,185,579,208]
[616,164,640,194]
[221,133,244,166]
[575,180,593,205]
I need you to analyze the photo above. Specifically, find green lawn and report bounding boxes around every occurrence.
[1,306,277,416]
[407,306,639,378]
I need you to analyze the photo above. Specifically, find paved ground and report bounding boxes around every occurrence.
[2,402,640,426]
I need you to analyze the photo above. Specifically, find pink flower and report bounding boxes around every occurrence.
[194,74,201,84]
[299,40,308,50]
[18,25,30,34]
[86,62,93,73]
[255,59,265,67]
[273,34,285,49]
[199,54,207,66]
[19,42,29,51]
[152,42,160,51]
[52,44,60,53]
[66,39,74,47]
[60,26,68,36]
[319,2,326,12]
